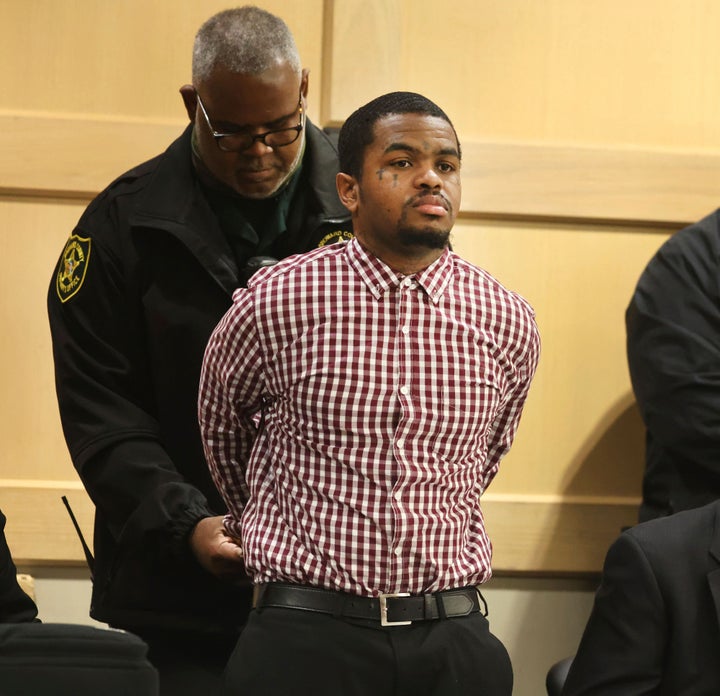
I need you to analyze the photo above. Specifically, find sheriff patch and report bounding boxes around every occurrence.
[317,229,353,247]
[56,234,91,303]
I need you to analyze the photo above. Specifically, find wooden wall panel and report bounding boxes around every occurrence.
[0,199,86,481]
[460,143,720,227]
[326,0,720,149]
[0,0,326,123]
[2,482,92,565]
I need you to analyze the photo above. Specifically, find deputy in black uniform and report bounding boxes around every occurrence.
[46,7,351,695]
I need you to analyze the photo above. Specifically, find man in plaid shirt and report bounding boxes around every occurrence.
[199,91,540,695]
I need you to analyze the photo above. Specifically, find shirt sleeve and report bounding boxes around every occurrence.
[562,531,665,694]
[481,309,541,490]
[626,217,720,470]
[198,288,265,539]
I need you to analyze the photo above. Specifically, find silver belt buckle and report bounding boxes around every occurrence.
[379,592,412,626]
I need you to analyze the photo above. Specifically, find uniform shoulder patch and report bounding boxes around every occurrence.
[56,234,92,303]
[317,230,354,247]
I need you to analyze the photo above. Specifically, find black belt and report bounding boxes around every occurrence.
[254,583,482,626]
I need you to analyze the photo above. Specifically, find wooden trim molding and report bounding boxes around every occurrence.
[2,112,718,227]
[0,112,182,202]
[482,493,638,575]
[459,141,720,228]
[2,480,94,566]
[2,480,636,573]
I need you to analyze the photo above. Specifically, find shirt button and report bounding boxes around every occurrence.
[399,385,410,395]
[394,547,402,556]
[401,325,410,335]
[396,439,404,449]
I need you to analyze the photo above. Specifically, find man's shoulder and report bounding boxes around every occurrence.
[248,242,348,288]
[679,207,720,242]
[622,499,720,565]
[647,207,720,270]
[451,253,536,318]
[76,165,157,237]
[79,129,188,226]
[630,208,720,315]
[451,253,522,294]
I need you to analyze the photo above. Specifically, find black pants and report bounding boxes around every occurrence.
[131,629,238,696]
[223,607,512,695]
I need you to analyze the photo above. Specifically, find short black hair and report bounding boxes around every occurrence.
[338,91,461,180]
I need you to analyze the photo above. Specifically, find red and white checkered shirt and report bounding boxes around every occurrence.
[199,238,540,596]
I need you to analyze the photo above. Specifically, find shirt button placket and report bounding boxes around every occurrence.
[391,277,414,571]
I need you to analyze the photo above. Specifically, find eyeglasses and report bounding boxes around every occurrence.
[195,90,305,153]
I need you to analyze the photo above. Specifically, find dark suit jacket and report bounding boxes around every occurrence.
[626,210,720,521]
[562,500,720,695]
[0,511,38,623]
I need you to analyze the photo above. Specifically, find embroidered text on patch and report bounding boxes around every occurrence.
[56,235,92,303]
[317,230,353,247]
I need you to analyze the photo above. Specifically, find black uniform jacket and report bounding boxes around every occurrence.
[47,122,351,634]
[626,209,720,521]
[563,500,720,695]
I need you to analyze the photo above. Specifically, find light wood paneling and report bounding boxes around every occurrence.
[2,481,93,566]
[460,142,720,226]
[0,0,326,123]
[326,0,720,149]
[483,493,638,573]
[0,114,182,200]
[0,199,86,482]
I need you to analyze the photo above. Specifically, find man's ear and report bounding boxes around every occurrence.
[300,68,310,100]
[179,85,197,122]
[336,173,359,213]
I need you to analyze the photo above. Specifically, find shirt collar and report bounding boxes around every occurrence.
[345,238,454,304]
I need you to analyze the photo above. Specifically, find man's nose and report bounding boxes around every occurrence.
[243,136,274,157]
[414,166,442,189]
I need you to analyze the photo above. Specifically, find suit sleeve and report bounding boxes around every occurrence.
[0,512,38,624]
[626,216,720,470]
[47,225,214,560]
[562,532,666,695]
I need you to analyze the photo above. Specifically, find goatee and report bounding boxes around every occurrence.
[397,227,451,250]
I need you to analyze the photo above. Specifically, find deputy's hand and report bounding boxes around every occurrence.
[189,515,246,579]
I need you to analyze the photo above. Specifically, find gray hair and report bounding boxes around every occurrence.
[192,6,301,83]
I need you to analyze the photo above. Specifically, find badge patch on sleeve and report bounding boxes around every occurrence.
[56,235,92,303]
[317,230,353,247]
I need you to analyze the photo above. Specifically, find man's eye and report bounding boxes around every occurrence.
[392,159,412,168]
[438,162,456,173]
[217,126,249,135]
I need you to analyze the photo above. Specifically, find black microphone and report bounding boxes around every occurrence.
[240,256,278,286]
